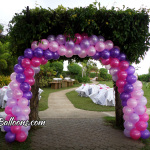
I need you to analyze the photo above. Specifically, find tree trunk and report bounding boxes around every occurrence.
[29,74,40,126]
[114,82,124,129]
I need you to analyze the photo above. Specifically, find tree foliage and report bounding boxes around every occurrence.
[67,63,82,75]
[50,61,63,76]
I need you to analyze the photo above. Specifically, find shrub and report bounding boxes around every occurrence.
[0,75,11,87]
[138,74,150,82]
[99,68,112,81]
[90,72,98,78]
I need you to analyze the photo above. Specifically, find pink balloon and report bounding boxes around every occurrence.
[129,113,139,124]
[112,75,118,82]
[110,58,120,68]
[22,58,31,68]
[18,98,28,107]
[109,67,119,76]
[123,114,130,121]
[65,49,73,58]
[119,61,129,71]
[10,72,17,81]
[101,58,110,65]
[131,89,143,99]
[118,87,124,93]
[38,39,49,50]
[49,41,59,52]
[124,121,135,130]
[135,121,147,131]
[57,45,67,56]
[16,131,27,142]
[87,46,96,56]
[40,56,48,65]
[136,96,147,106]
[130,129,141,140]
[5,106,12,115]
[124,129,131,137]
[13,89,23,99]
[7,98,17,107]
[134,105,146,115]
[9,80,20,90]
[105,40,114,50]
[17,115,27,121]
[117,71,127,80]
[74,33,83,44]
[11,126,21,134]
[21,125,31,132]
[12,105,21,116]
[24,68,34,77]
[123,106,133,115]
[139,113,149,122]
[31,41,38,50]
[21,106,30,115]
[31,57,41,67]
[132,80,142,90]
[5,114,15,121]
[73,44,82,55]
[116,80,126,88]
[95,41,105,52]
[127,98,137,108]
[78,49,87,58]
[25,77,35,86]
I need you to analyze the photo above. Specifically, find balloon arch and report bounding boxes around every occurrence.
[4,33,150,142]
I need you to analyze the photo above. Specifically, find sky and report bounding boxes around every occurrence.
[0,0,150,75]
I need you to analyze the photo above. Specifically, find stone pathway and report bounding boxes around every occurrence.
[31,82,147,150]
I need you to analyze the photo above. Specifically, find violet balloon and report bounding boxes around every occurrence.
[18,56,25,65]
[33,47,43,58]
[65,40,75,49]
[80,39,90,49]
[16,73,26,83]
[126,75,137,84]
[7,98,17,108]
[24,48,33,59]
[134,105,146,115]
[43,50,53,60]
[56,34,66,45]
[141,129,150,139]
[53,52,60,60]
[97,35,105,42]
[129,113,139,124]
[132,80,142,90]
[73,44,81,55]
[14,64,24,73]
[92,52,101,60]
[89,35,98,46]
[118,53,126,61]
[122,99,127,107]
[13,89,23,99]
[137,96,147,106]
[47,35,55,43]
[31,41,38,50]
[78,49,87,58]
[124,129,131,137]
[101,49,110,59]
[20,82,30,92]
[120,92,131,101]
[12,106,21,116]
[4,126,11,132]
[110,48,120,58]
[126,66,135,75]
[124,121,134,131]
[124,83,134,93]
[5,132,16,143]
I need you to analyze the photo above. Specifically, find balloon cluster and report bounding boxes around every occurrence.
[4,33,149,143]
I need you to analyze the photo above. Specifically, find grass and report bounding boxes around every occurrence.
[103,116,150,150]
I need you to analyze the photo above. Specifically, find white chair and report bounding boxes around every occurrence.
[80,84,90,97]
[75,84,84,96]
[105,88,115,106]
[89,85,100,103]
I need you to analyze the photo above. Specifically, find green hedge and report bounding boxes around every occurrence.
[90,72,98,78]
[138,74,150,82]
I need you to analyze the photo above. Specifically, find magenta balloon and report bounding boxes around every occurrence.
[57,45,67,56]
[87,46,96,56]
[31,41,38,50]
[105,40,114,50]
[9,80,20,90]
[49,41,59,52]
[16,131,27,142]
[101,58,110,65]
[25,77,35,86]
[13,89,23,99]
[24,68,34,78]
[31,57,41,67]
[81,33,88,39]
[132,80,142,90]
[119,61,129,71]
[10,72,17,81]
[18,98,28,107]
[73,44,82,55]
[65,40,75,49]
[56,34,66,45]
[12,106,21,116]
[118,87,124,94]
[124,121,135,131]
[123,106,133,115]
[89,35,98,46]
[11,126,21,134]
[110,58,120,68]
[7,98,17,108]
[127,98,137,108]
[5,106,12,115]
[21,58,31,68]
[124,129,131,137]
[109,67,119,76]
[78,49,87,58]
[117,71,127,80]
[95,41,105,52]
[135,121,147,131]
[65,49,73,58]
[131,89,143,99]
[40,57,48,65]
[136,96,147,106]
[38,39,49,50]
[74,33,83,44]
[130,129,141,140]
[21,106,30,115]
[116,80,126,88]
[134,105,145,115]
[139,113,149,122]
[129,113,139,124]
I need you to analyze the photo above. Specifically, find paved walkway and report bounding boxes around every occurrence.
[31,82,147,150]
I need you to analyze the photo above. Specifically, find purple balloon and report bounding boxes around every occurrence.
[33,47,43,58]
[97,35,105,42]
[126,75,137,84]
[124,84,134,93]
[47,35,55,42]
[118,53,126,61]
[14,64,24,73]
[92,52,101,60]
[5,132,16,143]
[122,100,127,107]
[101,49,110,59]
[65,40,74,49]
[24,48,33,59]
[16,73,26,83]
[53,52,60,60]
[20,82,30,92]
[4,126,11,132]
[23,91,33,100]
[18,56,25,65]
[141,129,150,139]
[89,35,98,46]
[73,44,82,55]
[43,49,53,60]
[56,34,66,45]
[126,66,135,75]
[120,92,131,101]
[80,39,90,49]
[110,48,120,58]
